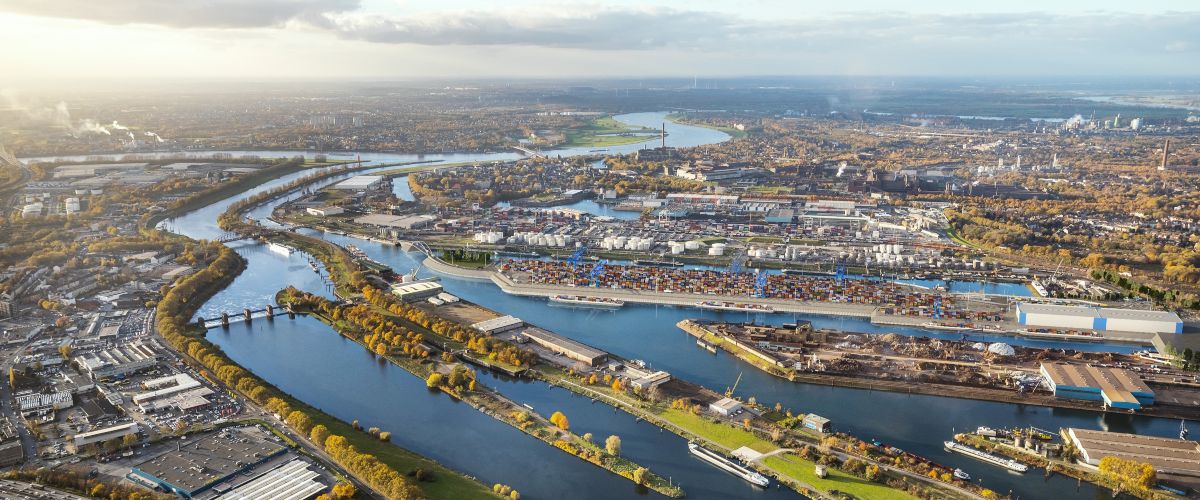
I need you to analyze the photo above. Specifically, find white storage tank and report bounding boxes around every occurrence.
[685,241,701,251]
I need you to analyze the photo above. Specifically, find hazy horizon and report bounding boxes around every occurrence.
[2,0,1198,86]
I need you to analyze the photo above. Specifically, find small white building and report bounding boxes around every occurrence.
[708,397,743,417]
[306,206,344,217]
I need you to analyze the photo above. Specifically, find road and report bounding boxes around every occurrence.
[1,337,42,466]
[150,323,384,499]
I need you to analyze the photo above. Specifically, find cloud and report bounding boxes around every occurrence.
[327,8,732,50]
[0,0,359,28]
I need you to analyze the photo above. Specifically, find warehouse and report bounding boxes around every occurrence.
[333,175,384,191]
[1040,362,1154,410]
[520,327,608,366]
[390,281,443,302]
[74,422,139,448]
[628,370,672,390]
[129,427,285,498]
[1016,303,1183,334]
[219,459,327,500]
[75,340,159,380]
[471,315,524,335]
[1067,428,1200,478]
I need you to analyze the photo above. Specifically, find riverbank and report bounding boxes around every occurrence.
[277,281,686,498]
[274,229,965,499]
[952,432,1173,500]
[149,169,500,500]
[678,320,1200,421]
[665,113,749,139]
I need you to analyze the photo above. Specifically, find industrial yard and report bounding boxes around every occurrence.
[678,319,1200,419]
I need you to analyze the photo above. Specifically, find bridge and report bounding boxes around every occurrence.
[511,145,544,158]
[196,303,296,329]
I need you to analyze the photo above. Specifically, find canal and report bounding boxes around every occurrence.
[156,111,1175,499]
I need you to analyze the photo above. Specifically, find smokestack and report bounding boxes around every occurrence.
[1160,138,1170,171]
[661,123,666,149]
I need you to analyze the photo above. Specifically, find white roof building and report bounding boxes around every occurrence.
[334,175,384,190]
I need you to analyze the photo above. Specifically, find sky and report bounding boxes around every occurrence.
[0,0,1197,84]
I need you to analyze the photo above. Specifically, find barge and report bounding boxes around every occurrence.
[267,241,295,256]
[696,301,774,314]
[548,295,625,309]
[943,441,1028,473]
[688,442,770,487]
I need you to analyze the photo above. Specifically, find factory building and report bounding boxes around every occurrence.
[1016,303,1183,334]
[520,327,608,366]
[333,175,384,191]
[73,422,139,448]
[306,206,344,217]
[471,315,524,335]
[708,397,743,417]
[627,370,672,391]
[220,459,327,500]
[1067,428,1200,478]
[129,428,286,498]
[389,281,443,302]
[1040,362,1154,410]
[75,341,159,380]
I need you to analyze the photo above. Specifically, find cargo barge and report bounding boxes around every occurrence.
[696,301,775,314]
[687,442,770,487]
[943,441,1028,473]
[548,295,625,309]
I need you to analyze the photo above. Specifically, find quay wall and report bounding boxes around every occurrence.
[489,272,877,318]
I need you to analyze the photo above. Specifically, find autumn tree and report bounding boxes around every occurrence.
[549,411,570,431]
[605,435,621,456]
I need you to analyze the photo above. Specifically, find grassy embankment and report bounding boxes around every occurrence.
[534,364,922,500]
[149,169,501,500]
[282,284,685,498]
[665,113,749,139]
[563,116,660,148]
[143,158,356,230]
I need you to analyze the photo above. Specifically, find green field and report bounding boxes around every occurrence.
[657,408,778,453]
[563,116,659,148]
[763,455,917,500]
[298,400,499,500]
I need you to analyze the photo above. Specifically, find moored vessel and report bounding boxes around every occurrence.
[944,441,1028,473]
[687,442,770,487]
[548,295,625,309]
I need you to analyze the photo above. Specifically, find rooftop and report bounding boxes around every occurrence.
[1040,362,1153,406]
[1068,428,1200,476]
[132,427,285,495]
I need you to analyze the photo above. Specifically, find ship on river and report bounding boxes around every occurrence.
[688,442,770,487]
[548,295,625,309]
[944,441,1028,473]
[696,301,774,314]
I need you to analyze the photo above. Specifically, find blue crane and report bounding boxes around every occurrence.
[834,258,847,285]
[589,259,607,287]
[754,269,769,298]
[933,295,943,319]
[730,252,749,274]
[567,245,587,267]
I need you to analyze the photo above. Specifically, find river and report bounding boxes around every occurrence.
[156,111,1174,500]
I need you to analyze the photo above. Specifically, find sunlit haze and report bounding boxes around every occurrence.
[1,0,1199,85]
